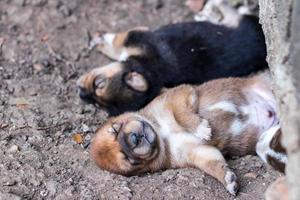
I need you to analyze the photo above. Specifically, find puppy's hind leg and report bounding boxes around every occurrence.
[90,27,149,61]
[188,145,238,195]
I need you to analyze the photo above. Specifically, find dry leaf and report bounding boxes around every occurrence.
[12,98,29,109]
[72,133,84,144]
[15,98,28,109]
[244,172,258,179]
[0,124,9,129]
[33,63,44,71]
[41,35,49,42]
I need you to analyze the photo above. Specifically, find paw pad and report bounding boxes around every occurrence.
[225,171,238,195]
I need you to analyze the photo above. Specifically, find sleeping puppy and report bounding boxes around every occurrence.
[77,12,267,115]
[91,72,287,195]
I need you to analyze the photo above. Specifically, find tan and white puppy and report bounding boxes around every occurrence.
[91,72,286,195]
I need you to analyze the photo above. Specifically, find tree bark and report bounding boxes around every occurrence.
[259,0,300,199]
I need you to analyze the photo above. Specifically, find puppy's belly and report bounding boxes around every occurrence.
[206,85,278,156]
[243,85,278,135]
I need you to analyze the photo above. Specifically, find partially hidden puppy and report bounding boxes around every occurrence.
[77,11,267,115]
[193,0,255,26]
[91,72,287,195]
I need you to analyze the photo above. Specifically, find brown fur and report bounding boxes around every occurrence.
[267,155,285,173]
[77,62,142,106]
[270,129,286,154]
[96,27,146,60]
[91,72,278,195]
[266,129,286,173]
[113,26,149,47]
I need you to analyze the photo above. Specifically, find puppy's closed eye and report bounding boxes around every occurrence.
[129,132,139,146]
[94,76,107,89]
[125,72,148,92]
[108,122,123,135]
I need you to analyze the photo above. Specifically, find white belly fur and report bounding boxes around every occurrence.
[242,84,279,135]
[148,98,204,167]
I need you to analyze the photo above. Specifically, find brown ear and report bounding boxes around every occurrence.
[125,72,148,92]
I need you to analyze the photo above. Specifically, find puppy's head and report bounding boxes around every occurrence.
[76,62,159,115]
[91,113,160,175]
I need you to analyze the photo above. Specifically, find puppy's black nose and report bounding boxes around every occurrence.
[77,86,95,104]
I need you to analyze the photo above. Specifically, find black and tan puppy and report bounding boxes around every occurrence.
[77,11,267,115]
[91,72,287,195]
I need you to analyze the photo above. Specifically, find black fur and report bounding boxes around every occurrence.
[80,16,267,115]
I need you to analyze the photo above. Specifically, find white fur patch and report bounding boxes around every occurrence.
[147,97,209,166]
[256,125,287,164]
[119,50,129,61]
[208,101,245,135]
[238,6,251,15]
[267,149,288,164]
[242,86,278,133]
[195,119,212,141]
[103,33,115,46]
[230,119,245,136]
[208,101,238,114]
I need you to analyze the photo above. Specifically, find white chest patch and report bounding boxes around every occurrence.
[208,101,238,114]
[148,99,205,166]
[103,33,115,46]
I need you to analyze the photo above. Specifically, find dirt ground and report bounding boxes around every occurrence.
[0,0,283,199]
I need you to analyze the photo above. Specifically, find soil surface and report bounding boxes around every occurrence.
[0,0,282,199]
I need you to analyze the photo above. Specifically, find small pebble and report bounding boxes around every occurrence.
[40,190,48,197]
[85,134,91,141]
[244,172,258,179]
[81,124,90,133]
[8,145,19,153]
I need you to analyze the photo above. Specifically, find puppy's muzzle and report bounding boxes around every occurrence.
[77,86,95,104]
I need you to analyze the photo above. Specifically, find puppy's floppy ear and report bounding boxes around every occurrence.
[125,72,148,92]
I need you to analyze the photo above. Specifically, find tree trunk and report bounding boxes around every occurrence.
[259,0,300,199]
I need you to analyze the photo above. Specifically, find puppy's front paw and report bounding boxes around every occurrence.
[225,171,238,195]
[89,33,115,51]
[89,34,103,50]
[195,119,212,141]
